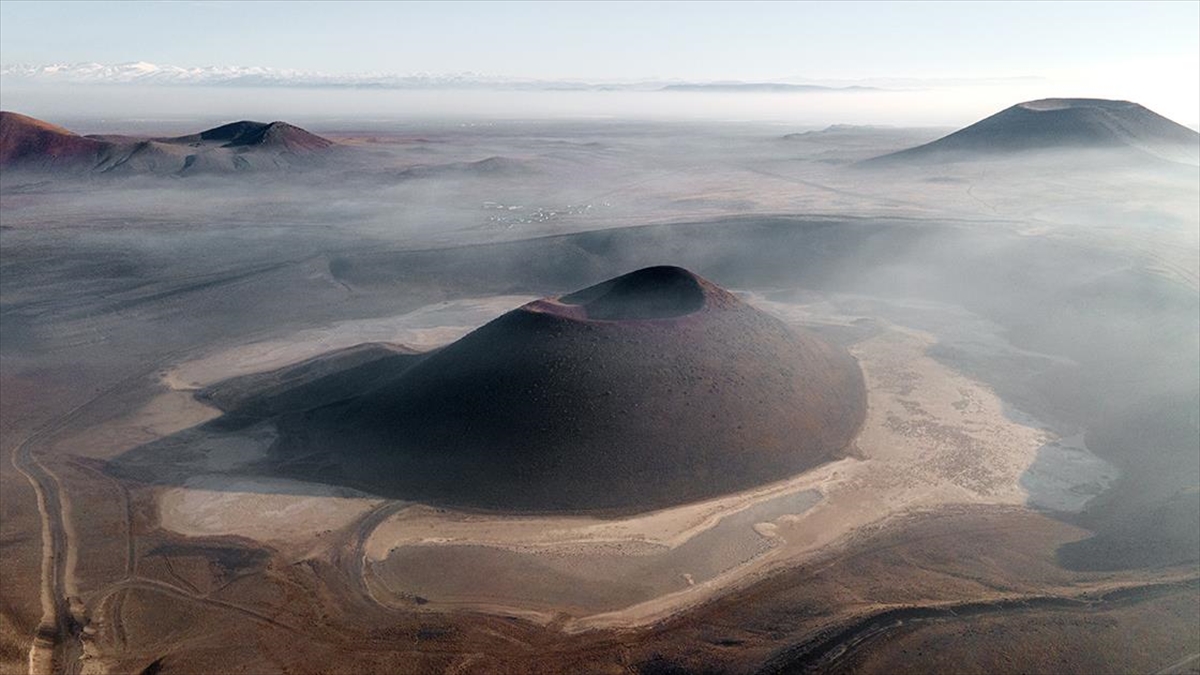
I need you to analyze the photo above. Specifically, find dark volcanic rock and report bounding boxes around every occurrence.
[184,120,333,152]
[279,266,866,512]
[867,98,1200,164]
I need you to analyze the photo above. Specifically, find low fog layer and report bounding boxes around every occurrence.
[1,98,1197,673]
[10,82,1200,131]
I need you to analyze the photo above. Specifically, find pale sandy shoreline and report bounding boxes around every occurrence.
[121,292,1119,630]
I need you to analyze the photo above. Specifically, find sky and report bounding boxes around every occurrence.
[1,1,1198,125]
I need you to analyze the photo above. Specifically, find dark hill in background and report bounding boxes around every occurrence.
[0,112,336,175]
[866,98,1200,165]
[169,120,334,153]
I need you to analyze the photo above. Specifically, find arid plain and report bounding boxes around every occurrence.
[1,101,1198,674]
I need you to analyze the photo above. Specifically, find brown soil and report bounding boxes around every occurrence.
[0,111,106,168]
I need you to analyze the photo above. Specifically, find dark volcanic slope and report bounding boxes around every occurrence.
[169,120,334,153]
[869,98,1200,164]
[278,266,866,512]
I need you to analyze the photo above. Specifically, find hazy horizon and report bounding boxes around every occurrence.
[3,4,1199,675]
[1,0,1198,127]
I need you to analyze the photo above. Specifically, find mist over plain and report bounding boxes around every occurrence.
[1,87,1197,674]
[10,80,1199,131]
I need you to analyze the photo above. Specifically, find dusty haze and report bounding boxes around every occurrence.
[0,95,1197,674]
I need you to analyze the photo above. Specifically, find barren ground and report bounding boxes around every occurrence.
[2,121,1195,675]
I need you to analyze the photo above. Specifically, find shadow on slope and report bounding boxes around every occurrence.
[106,215,1197,563]
[108,265,866,514]
[863,98,1200,166]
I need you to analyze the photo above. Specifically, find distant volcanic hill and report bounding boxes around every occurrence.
[867,98,1200,165]
[272,266,866,512]
[0,111,108,169]
[390,155,534,180]
[0,111,335,175]
[165,120,334,153]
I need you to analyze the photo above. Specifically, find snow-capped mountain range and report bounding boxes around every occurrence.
[0,61,663,90]
[0,61,880,92]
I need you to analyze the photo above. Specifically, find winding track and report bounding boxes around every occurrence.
[7,251,332,674]
[12,406,90,674]
[9,350,407,673]
[338,501,409,608]
[10,361,204,674]
[756,577,1200,675]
